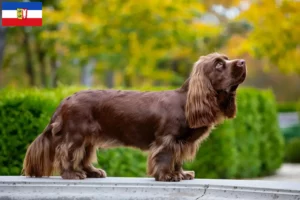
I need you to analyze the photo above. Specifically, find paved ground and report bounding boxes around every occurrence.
[256,163,300,182]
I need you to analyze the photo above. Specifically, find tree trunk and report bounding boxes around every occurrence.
[0,27,6,70]
[0,1,6,72]
[81,58,96,87]
[124,74,132,87]
[0,27,6,87]
[105,70,114,88]
[22,28,35,86]
[50,55,58,88]
[36,42,47,87]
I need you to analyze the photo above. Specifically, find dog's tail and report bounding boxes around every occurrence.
[22,115,62,177]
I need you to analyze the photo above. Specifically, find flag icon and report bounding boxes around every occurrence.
[2,2,42,26]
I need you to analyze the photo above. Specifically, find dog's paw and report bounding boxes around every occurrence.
[61,170,87,180]
[85,168,107,178]
[173,170,194,180]
[181,170,195,180]
[155,173,181,182]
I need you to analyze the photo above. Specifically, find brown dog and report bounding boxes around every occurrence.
[23,53,246,181]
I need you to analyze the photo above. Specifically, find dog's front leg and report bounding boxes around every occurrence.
[147,146,178,181]
[147,136,184,182]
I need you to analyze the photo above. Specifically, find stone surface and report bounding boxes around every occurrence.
[0,176,300,200]
[258,164,300,182]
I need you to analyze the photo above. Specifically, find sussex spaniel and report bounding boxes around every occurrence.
[23,53,246,182]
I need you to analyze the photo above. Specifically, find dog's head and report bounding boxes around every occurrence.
[186,53,247,128]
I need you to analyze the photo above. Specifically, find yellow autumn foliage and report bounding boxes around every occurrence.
[236,0,300,74]
[4,0,299,89]
[39,0,222,86]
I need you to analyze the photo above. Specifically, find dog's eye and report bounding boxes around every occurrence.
[216,62,224,69]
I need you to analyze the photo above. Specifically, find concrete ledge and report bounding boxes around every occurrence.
[0,176,300,200]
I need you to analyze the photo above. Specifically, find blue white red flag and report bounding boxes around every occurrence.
[2,2,42,26]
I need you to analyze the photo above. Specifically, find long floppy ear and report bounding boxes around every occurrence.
[185,61,219,128]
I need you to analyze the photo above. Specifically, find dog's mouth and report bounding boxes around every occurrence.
[227,71,246,92]
[235,71,246,84]
[229,84,239,92]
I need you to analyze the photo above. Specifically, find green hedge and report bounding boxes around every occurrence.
[282,100,300,163]
[185,89,284,178]
[285,137,300,163]
[233,89,261,178]
[184,120,238,178]
[97,148,147,177]
[282,124,300,142]
[277,102,298,113]
[258,91,285,176]
[298,100,300,117]
[0,87,284,178]
[0,87,80,175]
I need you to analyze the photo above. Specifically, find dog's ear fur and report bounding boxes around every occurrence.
[185,60,219,128]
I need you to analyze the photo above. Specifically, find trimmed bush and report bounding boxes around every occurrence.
[277,102,298,113]
[298,100,300,117]
[282,100,300,163]
[0,93,54,175]
[0,87,81,175]
[282,124,300,142]
[185,88,284,179]
[97,148,147,177]
[0,87,284,178]
[184,120,238,179]
[285,138,300,163]
[233,88,261,178]
[258,90,284,176]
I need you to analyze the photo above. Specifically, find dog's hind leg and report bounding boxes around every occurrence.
[56,133,87,180]
[81,144,106,178]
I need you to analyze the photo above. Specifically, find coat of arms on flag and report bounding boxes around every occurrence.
[17,8,28,20]
[2,2,42,26]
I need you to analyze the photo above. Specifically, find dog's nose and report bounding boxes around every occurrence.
[237,59,245,67]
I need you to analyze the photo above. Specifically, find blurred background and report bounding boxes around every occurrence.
[0,0,299,181]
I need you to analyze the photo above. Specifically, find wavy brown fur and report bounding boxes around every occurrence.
[22,52,246,181]
[22,126,54,177]
[186,57,219,128]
